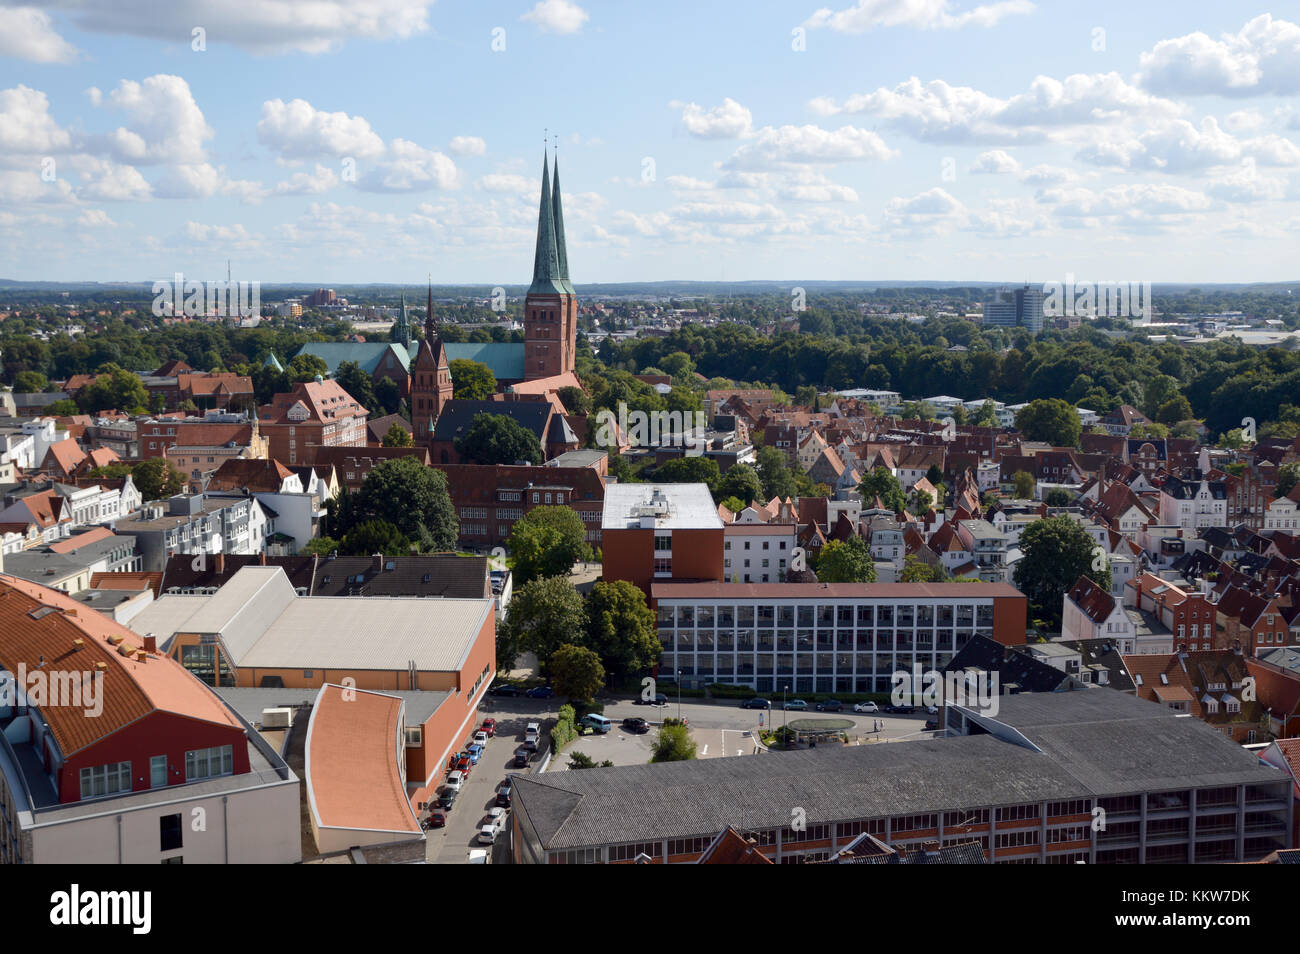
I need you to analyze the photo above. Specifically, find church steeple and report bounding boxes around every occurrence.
[528,152,566,297]
[394,292,411,347]
[552,156,575,295]
[424,277,435,341]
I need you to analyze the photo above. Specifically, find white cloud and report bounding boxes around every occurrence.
[675,98,753,139]
[970,149,1020,173]
[77,208,115,227]
[357,139,458,192]
[775,168,859,202]
[449,136,487,157]
[1138,15,1300,97]
[0,7,78,63]
[723,124,896,170]
[804,0,1034,33]
[1037,183,1211,218]
[475,173,534,195]
[274,163,340,195]
[34,0,431,54]
[812,73,1183,145]
[664,175,715,191]
[75,158,152,201]
[257,98,386,159]
[1206,159,1287,203]
[521,0,589,35]
[0,85,74,157]
[1075,117,1300,173]
[101,75,212,165]
[179,221,263,251]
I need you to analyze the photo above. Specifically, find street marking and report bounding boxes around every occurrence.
[701,744,708,755]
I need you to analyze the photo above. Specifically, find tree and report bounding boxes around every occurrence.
[1012,471,1036,499]
[900,553,943,583]
[651,723,697,762]
[1276,462,1300,499]
[567,752,614,770]
[288,353,330,382]
[1014,398,1081,447]
[507,505,592,584]
[45,399,80,416]
[1013,515,1112,629]
[971,400,998,427]
[76,364,149,414]
[1130,421,1170,440]
[301,536,339,556]
[125,457,185,501]
[1045,488,1073,507]
[454,413,544,466]
[582,581,660,682]
[449,359,496,400]
[382,424,413,447]
[503,577,587,667]
[755,446,797,501]
[858,467,906,513]
[549,643,605,702]
[355,456,458,551]
[340,519,410,556]
[909,488,933,513]
[557,385,592,416]
[715,463,763,506]
[1155,395,1193,425]
[374,375,401,415]
[335,360,377,412]
[654,456,720,492]
[815,537,876,583]
[12,370,47,393]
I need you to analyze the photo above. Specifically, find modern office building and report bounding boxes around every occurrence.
[982,284,1044,334]
[510,692,1292,864]
[602,483,724,600]
[650,581,1027,693]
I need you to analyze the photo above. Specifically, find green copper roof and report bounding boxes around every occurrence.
[394,292,411,347]
[552,158,575,296]
[529,153,568,297]
[263,353,284,372]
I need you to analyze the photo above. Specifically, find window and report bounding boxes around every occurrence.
[160,813,183,852]
[80,762,132,799]
[150,755,168,788]
[184,745,234,781]
[654,535,672,551]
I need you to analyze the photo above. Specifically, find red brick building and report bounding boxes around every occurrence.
[601,483,725,602]
[258,379,368,468]
[435,460,606,549]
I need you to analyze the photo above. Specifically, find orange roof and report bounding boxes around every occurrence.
[0,575,241,757]
[41,439,86,477]
[90,571,163,597]
[306,685,421,835]
[206,457,294,492]
[507,371,582,395]
[178,373,254,396]
[48,526,114,553]
[82,447,120,470]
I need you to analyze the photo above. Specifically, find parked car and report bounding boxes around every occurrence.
[853,701,880,713]
[480,718,497,737]
[580,713,612,734]
[525,721,540,737]
[815,699,843,712]
[472,730,489,746]
[885,704,916,714]
[444,771,464,794]
[423,809,446,830]
[496,778,514,807]
[784,699,808,711]
[489,684,521,697]
[637,693,669,707]
[453,754,472,776]
[468,849,490,864]
[741,698,771,710]
[526,685,554,698]
[437,790,457,812]
[924,719,940,731]
[523,732,539,751]
[466,743,484,764]
[622,717,649,734]
[513,747,530,768]
[478,807,508,844]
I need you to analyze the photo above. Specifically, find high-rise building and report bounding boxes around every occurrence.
[523,153,578,381]
[982,284,1043,334]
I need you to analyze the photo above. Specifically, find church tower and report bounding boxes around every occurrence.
[410,295,453,443]
[524,152,578,381]
[393,293,411,347]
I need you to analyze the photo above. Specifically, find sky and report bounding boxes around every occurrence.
[2,1,1300,285]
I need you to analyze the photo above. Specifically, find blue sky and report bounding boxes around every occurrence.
[2,1,1300,284]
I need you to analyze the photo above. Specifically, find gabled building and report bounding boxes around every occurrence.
[258,379,368,468]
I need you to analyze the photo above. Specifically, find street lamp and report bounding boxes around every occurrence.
[782,683,790,745]
[676,668,682,722]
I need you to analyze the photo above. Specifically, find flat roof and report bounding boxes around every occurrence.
[603,483,724,531]
[652,581,1024,600]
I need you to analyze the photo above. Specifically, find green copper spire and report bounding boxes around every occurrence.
[528,152,566,297]
[552,156,575,295]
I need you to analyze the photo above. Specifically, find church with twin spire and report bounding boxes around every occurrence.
[405,151,582,443]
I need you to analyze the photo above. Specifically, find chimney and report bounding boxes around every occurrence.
[143,634,157,654]
[259,551,267,566]
[213,551,225,575]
